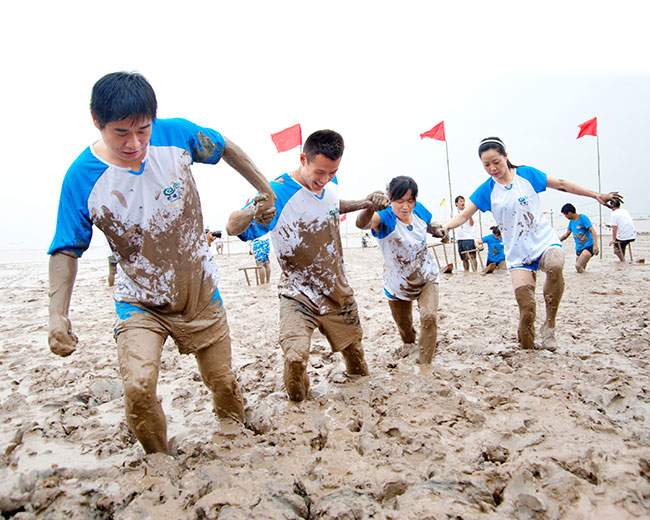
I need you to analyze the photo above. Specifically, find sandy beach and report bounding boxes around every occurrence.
[1,234,649,519]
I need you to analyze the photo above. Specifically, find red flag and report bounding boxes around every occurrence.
[271,124,302,152]
[340,214,347,222]
[577,117,597,139]
[420,121,445,141]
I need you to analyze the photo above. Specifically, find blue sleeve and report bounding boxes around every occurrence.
[481,235,492,243]
[580,214,592,228]
[372,208,396,239]
[47,148,107,257]
[517,166,547,193]
[413,202,432,226]
[238,173,297,242]
[470,178,494,212]
[150,118,225,165]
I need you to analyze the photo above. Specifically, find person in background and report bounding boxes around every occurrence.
[608,199,637,261]
[476,226,506,274]
[559,203,598,273]
[454,195,477,272]
[252,234,271,284]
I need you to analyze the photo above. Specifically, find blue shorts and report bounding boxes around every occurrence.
[509,244,562,272]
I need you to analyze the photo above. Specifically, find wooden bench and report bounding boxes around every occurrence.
[239,266,264,286]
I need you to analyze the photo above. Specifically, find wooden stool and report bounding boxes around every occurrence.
[429,243,453,273]
[239,266,264,286]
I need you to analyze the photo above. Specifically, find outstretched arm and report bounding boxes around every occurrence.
[427,221,449,242]
[340,190,389,215]
[559,229,571,241]
[226,193,275,236]
[443,200,479,231]
[48,252,79,357]
[546,176,622,208]
[222,137,276,216]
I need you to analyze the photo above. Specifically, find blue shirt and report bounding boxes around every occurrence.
[481,234,505,263]
[567,214,594,252]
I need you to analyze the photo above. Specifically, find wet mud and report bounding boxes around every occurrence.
[1,237,650,518]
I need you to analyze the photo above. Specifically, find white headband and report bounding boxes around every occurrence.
[479,139,506,150]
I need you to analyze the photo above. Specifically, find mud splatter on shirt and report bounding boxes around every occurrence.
[239,173,353,315]
[49,118,226,316]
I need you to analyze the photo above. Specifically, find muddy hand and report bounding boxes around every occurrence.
[253,193,276,226]
[367,191,389,211]
[429,222,448,240]
[48,315,78,357]
[596,191,623,208]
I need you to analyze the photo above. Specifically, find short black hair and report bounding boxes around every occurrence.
[561,203,576,215]
[490,226,501,236]
[455,195,465,204]
[610,198,622,208]
[387,176,418,201]
[303,130,344,162]
[90,71,157,128]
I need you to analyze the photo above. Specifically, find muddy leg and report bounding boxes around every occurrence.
[575,250,592,273]
[388,299,417,345]
[417,283,439,364]
[340,341,369,376]
[116,328,168,454]
[539,248,564,351]
[279,298,316,402]
[613,243,625,261]
[514,285,536,349]
[195,336,245,422]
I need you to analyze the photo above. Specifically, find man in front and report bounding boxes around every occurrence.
[226,130,388,401]
[48,71,275,454]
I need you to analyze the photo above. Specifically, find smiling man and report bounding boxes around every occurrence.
[226,130,388,401]
[47,71,276,454]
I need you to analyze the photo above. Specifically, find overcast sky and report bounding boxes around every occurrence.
[2,0,649,250]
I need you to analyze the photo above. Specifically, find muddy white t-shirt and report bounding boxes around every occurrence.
[239,173,353,314]
[48,118,223,316]
[470,166,560,269]
[373,202,439,301]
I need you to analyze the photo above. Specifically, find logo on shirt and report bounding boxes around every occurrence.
[518,196,530,208]
[162,182,183,206]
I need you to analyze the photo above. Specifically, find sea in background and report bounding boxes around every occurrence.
[2,216,648,265]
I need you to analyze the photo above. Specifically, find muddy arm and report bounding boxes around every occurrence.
[48,252,79,357]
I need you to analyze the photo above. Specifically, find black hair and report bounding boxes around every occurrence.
[490,226,501,236]
[303,130,345,162]
[90,71,157,128]
[387,176,418,201]
[610,199,622,208]
[454,195,464,204]
[561,203,576,215]
[478,137,518,169]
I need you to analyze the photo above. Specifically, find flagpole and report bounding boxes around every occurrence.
[596,134,603,260]
[445,139,458,271]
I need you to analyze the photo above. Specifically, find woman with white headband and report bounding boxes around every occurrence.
[443,137,621,351]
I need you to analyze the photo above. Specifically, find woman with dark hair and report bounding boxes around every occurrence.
[477,226,506,274]
[356,176,447,364]
[443,137,621,351]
